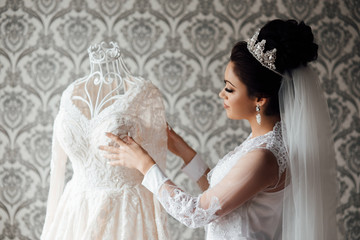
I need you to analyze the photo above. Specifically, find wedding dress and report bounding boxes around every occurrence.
[41,42,168,240]
[143,121,288,240]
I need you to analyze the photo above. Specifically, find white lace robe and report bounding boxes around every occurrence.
[143,122,288,240]
[42,78,169,240]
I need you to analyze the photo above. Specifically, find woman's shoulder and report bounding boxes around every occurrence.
[242,122,288,174]
[250,122,285,150]
[242,148,279,171]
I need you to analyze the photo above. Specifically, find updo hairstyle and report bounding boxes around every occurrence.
[230,19,318,116]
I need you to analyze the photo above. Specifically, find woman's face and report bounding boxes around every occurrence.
[219,61,257,120]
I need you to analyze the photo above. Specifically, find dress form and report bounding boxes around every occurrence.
[71,42,139,119]
[41,41,169,240]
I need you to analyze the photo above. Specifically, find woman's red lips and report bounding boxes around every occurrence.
[223,103,229,109]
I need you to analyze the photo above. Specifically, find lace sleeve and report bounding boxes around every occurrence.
[142,165,221,228]
[41,113,68,237]
[142,149,281,229]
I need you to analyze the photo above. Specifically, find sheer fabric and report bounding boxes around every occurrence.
[279,66,338,240]
[41,75,169,240]
[143,122,288,240]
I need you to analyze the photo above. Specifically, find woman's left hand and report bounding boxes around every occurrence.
[98,132,156,175]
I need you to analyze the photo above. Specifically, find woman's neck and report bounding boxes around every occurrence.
[249,115,281,138]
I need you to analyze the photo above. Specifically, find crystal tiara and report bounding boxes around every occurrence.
[246,29,282,76]
[88,41,121,64]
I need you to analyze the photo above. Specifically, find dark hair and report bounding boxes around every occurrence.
[230,19,318,116]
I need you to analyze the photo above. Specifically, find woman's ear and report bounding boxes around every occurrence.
[256,97,268,107]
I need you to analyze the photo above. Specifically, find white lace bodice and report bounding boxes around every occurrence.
[143,122,288,240]
[208,122,287,188]
[42,78,168,238]
[206,122,287,239]
[59,78,166,187]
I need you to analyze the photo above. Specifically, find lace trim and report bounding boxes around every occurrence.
[209,122,288,186]
[159,187,221,228]
[245,122,288,177]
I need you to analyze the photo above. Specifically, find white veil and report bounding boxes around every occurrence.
[279,66,338,240]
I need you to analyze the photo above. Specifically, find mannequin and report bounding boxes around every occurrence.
[41,41,168,240]
[71,41,139,119]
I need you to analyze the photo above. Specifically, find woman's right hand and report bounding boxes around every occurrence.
[166,124,196,164]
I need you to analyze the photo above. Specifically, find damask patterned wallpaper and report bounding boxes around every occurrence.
[0,0,359,239]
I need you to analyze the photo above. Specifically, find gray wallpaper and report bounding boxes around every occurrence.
[0,0,359,239]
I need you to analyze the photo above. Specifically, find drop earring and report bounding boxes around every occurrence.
[256,104,261,125]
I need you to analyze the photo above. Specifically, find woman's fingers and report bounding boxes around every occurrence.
[107,160,123,166]
[100,133,150,170]
[105,132,127,146]
[98,145,120,154]
[103,153,121,160]
[99,133,133,166]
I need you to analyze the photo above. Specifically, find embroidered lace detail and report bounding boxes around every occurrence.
[42,79,169,239]
[205,121,288,239]
[158,186,221,228]
[148,122,287,240]
[56,80,166,189]
[141,122,287,240]
[208,122,287,186]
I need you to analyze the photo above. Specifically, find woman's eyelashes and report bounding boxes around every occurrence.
[223,81,234,93]
[225,87,234,93]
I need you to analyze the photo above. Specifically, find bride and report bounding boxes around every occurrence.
[100,19,338,240]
